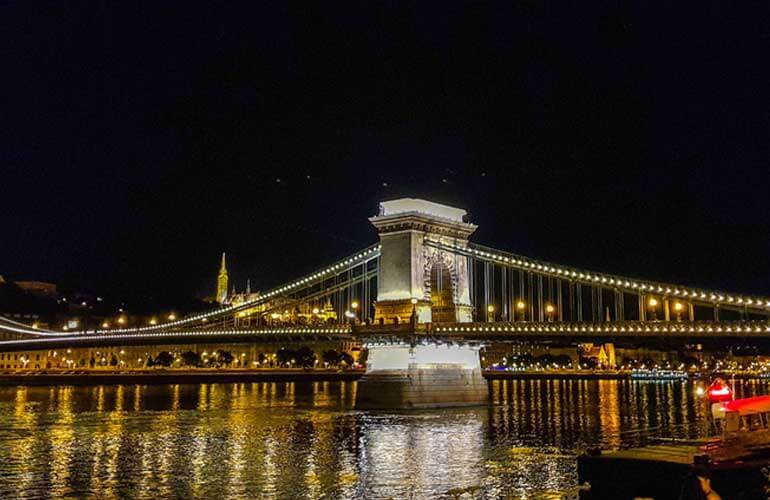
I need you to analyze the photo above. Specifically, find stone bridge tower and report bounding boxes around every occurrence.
[369,198,477,324]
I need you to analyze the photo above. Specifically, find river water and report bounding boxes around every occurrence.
[0,379,768,499]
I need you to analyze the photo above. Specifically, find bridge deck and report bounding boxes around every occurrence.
[0,320,767,351]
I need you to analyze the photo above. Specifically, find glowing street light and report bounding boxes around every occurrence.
[516,300,526,321]
[312,307,320,315]
[647,297,659,321]
[487,304,495,322]
[149,318,157,325]
[117,316,126,325]
[351,301,359,310]
[102,321,110,329]
[167,313,176,321]
[545,303,555,321]
[673,302,684,321]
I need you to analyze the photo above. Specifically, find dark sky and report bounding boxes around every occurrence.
[2,2,769,306]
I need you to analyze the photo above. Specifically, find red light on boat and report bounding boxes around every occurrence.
[707,378,733,402]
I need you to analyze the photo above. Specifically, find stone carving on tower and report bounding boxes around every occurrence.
[216,252,229,304]
[369,198,477,324]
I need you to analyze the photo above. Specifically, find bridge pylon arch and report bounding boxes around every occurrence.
[369,198,476,324]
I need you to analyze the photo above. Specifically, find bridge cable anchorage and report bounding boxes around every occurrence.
[422,239,770,316]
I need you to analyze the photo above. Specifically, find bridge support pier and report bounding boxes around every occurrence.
[355,342,488,409]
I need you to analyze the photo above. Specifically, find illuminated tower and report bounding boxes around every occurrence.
[217,252,229,304]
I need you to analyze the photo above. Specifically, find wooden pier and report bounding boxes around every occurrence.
[578,442,769,499]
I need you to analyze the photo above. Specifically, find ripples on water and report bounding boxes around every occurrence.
[0,379,768,499]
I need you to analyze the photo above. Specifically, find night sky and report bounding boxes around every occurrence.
[2,3,769,308]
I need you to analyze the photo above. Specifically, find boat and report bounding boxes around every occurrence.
[707,379,770,461]
[630,368,689,380]
[578,378,770,499]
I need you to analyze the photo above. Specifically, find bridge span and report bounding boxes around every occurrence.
[2,198,769,408]
[2,320,769,353]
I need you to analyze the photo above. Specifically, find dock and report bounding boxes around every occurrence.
[578,442,769,499]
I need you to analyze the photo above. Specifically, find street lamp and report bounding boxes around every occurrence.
[487,304,495,323]
[516,300,526,321]
[545,303,555,322]
[117,316,126,325]
[648,297,658,321]
[149,318,157,325]
[168,313,176,321]
[673,302,684,322]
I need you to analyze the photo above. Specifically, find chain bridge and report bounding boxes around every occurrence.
[3,198,769,407]
[3,198,768,346]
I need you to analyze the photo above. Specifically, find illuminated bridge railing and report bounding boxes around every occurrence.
[431,321,770,338]
[0,245,381,338]
[105,244,380,335]
[0,315,58,335]
[0,326,353,350]
[424,239,770,315]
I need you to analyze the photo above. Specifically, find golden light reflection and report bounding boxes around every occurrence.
[0,377,747,498]
[49,386,75,494]
[10,388,36,495]
[598,380,621,449]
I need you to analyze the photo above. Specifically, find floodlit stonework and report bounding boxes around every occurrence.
[370,199,476,324]
[355,343,488,409]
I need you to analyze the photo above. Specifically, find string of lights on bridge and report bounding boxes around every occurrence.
[0,326,353,348]
[57,245,382,337]
[426,239,770,312]
[0,318,68,336]
[433,321,770,335]
[5,236,770,340]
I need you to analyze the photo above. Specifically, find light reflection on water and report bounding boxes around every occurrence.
[0,379,768,499]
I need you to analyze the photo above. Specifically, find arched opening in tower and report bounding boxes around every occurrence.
[430,261,456,323]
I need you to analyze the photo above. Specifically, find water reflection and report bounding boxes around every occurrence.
[0,379,767,498]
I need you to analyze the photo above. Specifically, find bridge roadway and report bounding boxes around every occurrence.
[0,320,769,352]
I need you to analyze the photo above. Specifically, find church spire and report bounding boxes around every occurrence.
[217,252,229,304]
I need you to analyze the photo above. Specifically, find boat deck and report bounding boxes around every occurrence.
[595,443,704,465]
[578,441,768,499]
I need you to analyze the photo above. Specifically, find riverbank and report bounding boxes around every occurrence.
[0,368,364,386]
[484,369,631,379]
[0,368,631,386]
[1,368,764,386]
